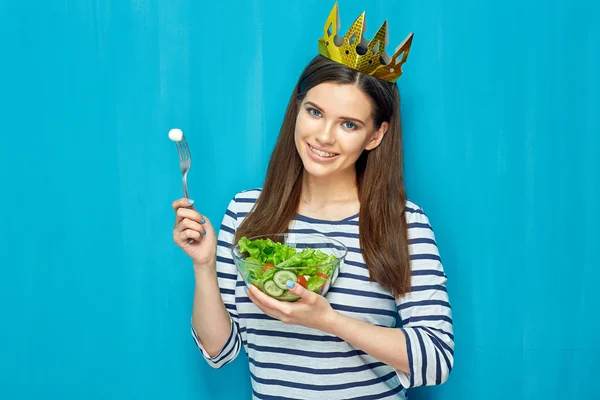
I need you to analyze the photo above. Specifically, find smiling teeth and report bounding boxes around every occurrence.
[309,144,337,158]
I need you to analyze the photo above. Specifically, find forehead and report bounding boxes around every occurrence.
[304,82,373,120]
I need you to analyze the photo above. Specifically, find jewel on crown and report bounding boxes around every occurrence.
[317,2,414,83]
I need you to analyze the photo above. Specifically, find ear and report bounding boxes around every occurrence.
[364,121,389,151]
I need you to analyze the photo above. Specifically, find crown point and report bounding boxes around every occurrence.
[369,19,388,55]
[391,32,414,64]
[344,9,367,49]
[323,2,340,39]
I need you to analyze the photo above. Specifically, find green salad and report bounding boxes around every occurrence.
[237,236,338,300]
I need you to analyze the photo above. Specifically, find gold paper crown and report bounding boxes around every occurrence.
[317,2,414,83]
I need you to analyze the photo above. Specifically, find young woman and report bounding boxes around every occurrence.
[172,28,454,400]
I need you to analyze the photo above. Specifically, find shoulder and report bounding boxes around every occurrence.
[404,199,431,225]
[225,187,263,216]
[233,187,262,202]
[404,199,437,239]
[220,188,262,230]
[404,199,443,267]
[231,187,262,209]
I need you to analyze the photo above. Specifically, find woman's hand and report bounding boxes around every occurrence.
[172,198,217,270]
[245,280,337,332]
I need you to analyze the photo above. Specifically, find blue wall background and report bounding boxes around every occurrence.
[1,0,598,399]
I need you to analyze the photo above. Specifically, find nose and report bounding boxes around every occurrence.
[315,122,335,146]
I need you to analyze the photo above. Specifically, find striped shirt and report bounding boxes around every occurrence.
[192,188,454,399]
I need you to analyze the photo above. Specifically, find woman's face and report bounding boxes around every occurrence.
[294,82,388,180]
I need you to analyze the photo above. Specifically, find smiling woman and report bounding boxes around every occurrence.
[171,3,453,400]
[237,54,413,299]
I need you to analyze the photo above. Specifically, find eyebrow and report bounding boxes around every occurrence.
[304,101,366,126]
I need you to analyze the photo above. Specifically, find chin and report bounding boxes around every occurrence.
[302,162,336,178]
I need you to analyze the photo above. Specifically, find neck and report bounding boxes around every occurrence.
[300,168,358,207]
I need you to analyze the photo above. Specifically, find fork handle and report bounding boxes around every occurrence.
[182,173,194,243]
[182,173,190,200]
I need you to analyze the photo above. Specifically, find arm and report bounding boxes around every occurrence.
[325,312,410,373]
[191,266,234,358]
[394,207,454,387]
[190,197,243,368]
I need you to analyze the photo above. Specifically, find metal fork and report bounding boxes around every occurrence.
[174,132,194,243]
[175,133,192,201]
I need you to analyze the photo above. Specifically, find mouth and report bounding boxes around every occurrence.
[307,143,339,159]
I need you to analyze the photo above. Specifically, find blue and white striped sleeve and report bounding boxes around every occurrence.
[191,196,243,368]
[396,206,454,387]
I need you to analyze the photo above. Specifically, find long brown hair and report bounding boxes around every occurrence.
[234,55,411,298]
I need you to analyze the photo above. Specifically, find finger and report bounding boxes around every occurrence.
[286,280,311,299]
[177,218,204,234]
[188,213,216,235]
[172,198,195,211]
[246,286,284,319]
[247,284,289,313]
[175,207,203,226]
[178,229,202,244]
[246,285,271,309]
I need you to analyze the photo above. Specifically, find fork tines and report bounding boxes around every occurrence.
[176,135,191,161]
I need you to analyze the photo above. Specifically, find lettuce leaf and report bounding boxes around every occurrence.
[238,237,297,265]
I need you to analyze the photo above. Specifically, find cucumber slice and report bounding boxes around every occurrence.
[263,280,284,297]
[273,270,297,290]
[275,291,301,302]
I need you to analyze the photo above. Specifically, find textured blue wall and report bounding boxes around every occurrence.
[0,1,598,399]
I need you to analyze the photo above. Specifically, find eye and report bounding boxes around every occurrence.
[308,108,322,117]
[343,121,357,130]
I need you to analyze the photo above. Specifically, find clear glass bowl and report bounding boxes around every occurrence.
[231,233,348,302]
